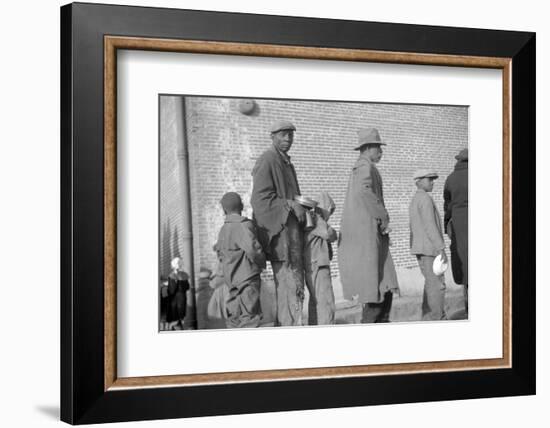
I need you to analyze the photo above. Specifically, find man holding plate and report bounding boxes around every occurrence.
[251,120,307,326]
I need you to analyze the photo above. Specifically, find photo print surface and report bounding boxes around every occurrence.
[159,95,469,332]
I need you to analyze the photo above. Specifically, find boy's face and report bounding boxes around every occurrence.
[417,177,436,192]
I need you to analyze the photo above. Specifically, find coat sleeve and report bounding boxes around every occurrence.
[237,222,267,269]
[310,215,338,243]
[418,196,445,252]
[443,178,452,232]
[356,163,389,225]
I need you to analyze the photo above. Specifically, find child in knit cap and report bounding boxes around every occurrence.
[215,192,266,328]
[304,191,337,325]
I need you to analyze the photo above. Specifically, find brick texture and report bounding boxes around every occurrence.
[160,96,467,281]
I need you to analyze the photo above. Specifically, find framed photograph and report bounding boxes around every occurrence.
[61,2,535,424]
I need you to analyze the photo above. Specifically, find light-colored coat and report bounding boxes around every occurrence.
[409,189,445,256]
[338,154,399,304]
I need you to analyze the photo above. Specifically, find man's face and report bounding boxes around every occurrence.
[364,144,383,163]
[271,130,294,153]
[417,177,435,192]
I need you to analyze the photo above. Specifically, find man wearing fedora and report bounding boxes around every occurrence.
[339,128,399,323]
[251,120,307,326]
[444,148,469,316]
[409,169,448,321]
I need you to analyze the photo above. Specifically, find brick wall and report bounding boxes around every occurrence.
[160,95,467,280]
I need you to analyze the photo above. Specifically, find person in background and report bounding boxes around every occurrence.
[216,191,266,328]
[303,191,338,325]
[166,257,190,330]
[339,128,399,323]
[409,169,448,321]
[444,148,469,316]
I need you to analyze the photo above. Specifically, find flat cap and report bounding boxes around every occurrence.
[270,120,296,133]
[413,169,439,180]
[354,127,386,150]
[455,148,468,161]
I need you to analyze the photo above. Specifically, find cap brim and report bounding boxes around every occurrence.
[414,174,439,180]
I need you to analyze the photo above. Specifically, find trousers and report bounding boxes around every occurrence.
[361,290,393,323]
[225,278,261,328]
[417,255,446,320]
[305,265,335,325]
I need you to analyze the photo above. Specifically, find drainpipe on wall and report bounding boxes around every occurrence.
[175,96,197,329]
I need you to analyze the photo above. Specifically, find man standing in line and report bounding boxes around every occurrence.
[251,120,307,326]
[339,128,399,323]
[444,148,468,316]
[409,169,448,321]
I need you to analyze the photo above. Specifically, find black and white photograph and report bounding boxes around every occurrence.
[159,95,469,331]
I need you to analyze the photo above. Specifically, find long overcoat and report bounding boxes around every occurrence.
[444,160,468,285]
[338,154,399,303]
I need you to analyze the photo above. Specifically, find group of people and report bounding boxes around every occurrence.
[164,120,469,330]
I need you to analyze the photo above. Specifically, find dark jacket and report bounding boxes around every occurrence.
[215,214,266,287]
[444,160,468,284]
[251,146,301,261]
[166,271,189,322]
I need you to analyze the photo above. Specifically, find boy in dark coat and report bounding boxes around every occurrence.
[304,191,338,325]
[215,192,266,328]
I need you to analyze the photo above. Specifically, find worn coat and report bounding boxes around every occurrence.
[338,154,399,303]
[251,146,301,262]
[304,213,337,269]
[409,189,445,256]
[444,161,468,284]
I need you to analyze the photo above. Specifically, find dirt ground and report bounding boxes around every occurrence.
[181,265,468,330]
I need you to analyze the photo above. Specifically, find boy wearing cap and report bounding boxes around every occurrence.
[409,170,448,321]
[303,191,338,325]
[215,192,266,328]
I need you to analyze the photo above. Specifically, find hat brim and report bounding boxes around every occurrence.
[354,142,387,150]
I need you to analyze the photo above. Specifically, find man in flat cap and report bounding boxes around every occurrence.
[339,128,399,323]
[409,169,448,321]
[251,120,307,326]
[444,148,468,316]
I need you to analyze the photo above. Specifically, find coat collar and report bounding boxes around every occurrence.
[271,145,292,165]
[225,213,247,223]
[454,160,468,171]
[354,152,376,169]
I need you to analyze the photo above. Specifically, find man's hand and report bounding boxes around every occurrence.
[288,200,306,223]
[379,218,390,234]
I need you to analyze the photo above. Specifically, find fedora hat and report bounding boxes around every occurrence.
[354,127,386,150]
